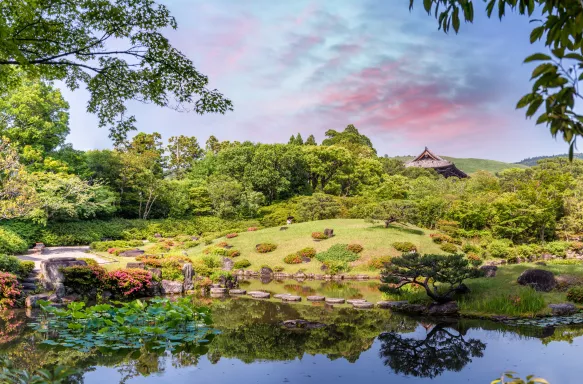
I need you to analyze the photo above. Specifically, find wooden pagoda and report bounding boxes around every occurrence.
[404,147,468,178]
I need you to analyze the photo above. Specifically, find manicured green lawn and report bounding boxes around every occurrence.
[187,219,445,276]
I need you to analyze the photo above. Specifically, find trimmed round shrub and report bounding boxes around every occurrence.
[62,265,107,295]
[141,257,163,268]
[0,272,22,309]
[162,266,184,282]
[430,233,453,244]
[228,250,240,257]
[19,261,35,277]
[200,255,222,269]
[297,247,316,258]
[462,244,482,254]
[247,227,258,232]
[440,243,458,254]
[216,242,229,248]
[284,254,303,264]
[567,286,583,303]
[105,269,153,297]
[466,253,482,265]
[487,239,513,258]
[226,233,238,239]
[311,232,328,240]
[0,255,34,279]
[347,244,364,254]
[256,243,277,253]
[316,244,360,263]
[392,242,416,252]
[233,259,251,269]
[0,228,28,255]
[192,261,212,277]
[368,255,392,270]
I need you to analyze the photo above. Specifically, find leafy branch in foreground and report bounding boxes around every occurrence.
[380,253,482,303]
[0,0,233,143]
[0,359,79,384]
[409,0,583,158]
[492,372,550,384]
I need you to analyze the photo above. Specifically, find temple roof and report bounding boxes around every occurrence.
[404,147,468,178]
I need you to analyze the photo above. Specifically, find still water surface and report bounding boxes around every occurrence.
[1,281,582,383]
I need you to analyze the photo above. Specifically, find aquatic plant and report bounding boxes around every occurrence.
[32,298,214,353]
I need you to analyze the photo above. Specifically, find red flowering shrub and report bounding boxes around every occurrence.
[256,243,277,253]
[228,250,241,257]
[284,254,303,264]
[297,247,316,258]
[0,272,21,309]
[226,233,238,239]
[216,242,229,248]
[105,269,153,297]
[311,232,328,240]
[107,248,117,254]
[347,244,364,254]
[247,227,258,232]
[430,233,453,244]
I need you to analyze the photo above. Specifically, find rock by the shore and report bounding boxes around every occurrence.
[249,291,270,299]
[307,295,325,301]
[229,289,246,295]
[25,293,50,308]
[517,269,557,292]
[548,303,577,316]
[480,265,498,278]
[210,287,228,294]
[353,302,374,309]
[182,263,194,291]
[222,257,234,271]
[427,301,459,316]
[260,267,273,275]
[161,280,183,294]
[377,301,408,309]
[40,258,87,290]
[282,295,302,302]
[346,299,366,305]
[325,298,345,304]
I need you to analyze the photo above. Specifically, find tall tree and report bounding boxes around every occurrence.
[322,124,377,157]
[0,76,69,152]
[166,135,203,178]
[0,139,38,219]
[205,135,221,154]
[304,134,317,146]
[0,0,232,143]
[409,0,583,157]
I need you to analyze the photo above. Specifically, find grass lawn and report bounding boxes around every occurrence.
[186,219,445,276]
[382,262,583,317]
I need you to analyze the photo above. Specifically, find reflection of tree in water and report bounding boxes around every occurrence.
[379,323,486,379]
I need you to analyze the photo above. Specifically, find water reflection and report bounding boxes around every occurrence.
[379,323,486,378]
[0,298,582,383]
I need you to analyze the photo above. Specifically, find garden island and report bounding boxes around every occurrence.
[2,0,583,383]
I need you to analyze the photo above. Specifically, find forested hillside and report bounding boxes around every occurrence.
[516,154,583,167]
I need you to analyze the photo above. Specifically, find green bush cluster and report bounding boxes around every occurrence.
[368,255,392,270]
[0,228,28,255]
[461,244,482,254]
[543,241,571,257]
[323,260,349,274]
[392,242,416,252]
[61,265,107,296]
[0,255,35,279]
[567,286,583,303]
[316,244,360,264]
[233,259,251,269]
[487,239,513,259]
[297,247,317,258]
[90,240,144,252]
[440,243,458,254]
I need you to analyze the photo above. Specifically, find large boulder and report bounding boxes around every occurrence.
[25,293,50,308]
[161,280,183,295]
[126,262,145,269]
[118,249,145,257]
[548,303,577,316]
[222,257,234,271]
[182,263,194,291]
[517,269,557,292]
[427,301,459,316]
[40,257,87,290]
[260,267,273,276]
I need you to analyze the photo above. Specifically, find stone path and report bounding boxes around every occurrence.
[17,246,113,269]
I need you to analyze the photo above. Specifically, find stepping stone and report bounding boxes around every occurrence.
[307,296,325,301]
[325,298,345,304]
[21,283,37,290]
[274,293,290,299]
[22,278,38,284]
[249,291,270,299]
[282,295,301,302]
[377,301,408,309]
[210,287,227,294]
[353,302,374,309]
[346,299,366,305]
[229,289,246,295]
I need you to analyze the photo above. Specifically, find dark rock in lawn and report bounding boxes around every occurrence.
[149,268,162,279]
[161,280,183,294]
[126,262,145,269]
[427,301,459,316]
[307,295,325,301]
[40,258,87,290]
[118,249,145,258]
[455,283,470,294]
[302,257,311,263]
[182,263,194,291]
[280,226,288,231]
[480,265,498,278]
[260,267,273,275]
[320,264,328,271]
[548,303,577,316]
[555,274,583,291]
[517,269,557,292]
[324,228,334,237]
[25,293,50,308]
[222,257,234,271]
[535,261,547,266]
[191,236,199,241]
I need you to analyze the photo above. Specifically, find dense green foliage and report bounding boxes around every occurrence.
[0,254,34,279]
[315,244,361,263]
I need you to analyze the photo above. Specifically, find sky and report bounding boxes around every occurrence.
[63,0,571,162]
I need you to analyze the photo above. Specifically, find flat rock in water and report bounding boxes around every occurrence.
[210,287,228,294]
[274,293,290,299]
[325,298,345,304]
[307,295,325,301]
[377,301,408,309]
[346,299,366,305]
[427,301,459,316]
[352,302,374,309]
[250,291,270,299]
[549,303,577,316]
[282,295,302,302]
[229,289,246,295]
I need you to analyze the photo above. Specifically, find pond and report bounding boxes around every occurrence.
[1,290,582,383]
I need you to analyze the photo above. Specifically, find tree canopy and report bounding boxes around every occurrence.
[0,0,232,143]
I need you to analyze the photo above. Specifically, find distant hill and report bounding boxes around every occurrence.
[392,156,528,174]
[515,153,583,167]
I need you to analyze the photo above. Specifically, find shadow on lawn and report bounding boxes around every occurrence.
[368,224,425,236]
